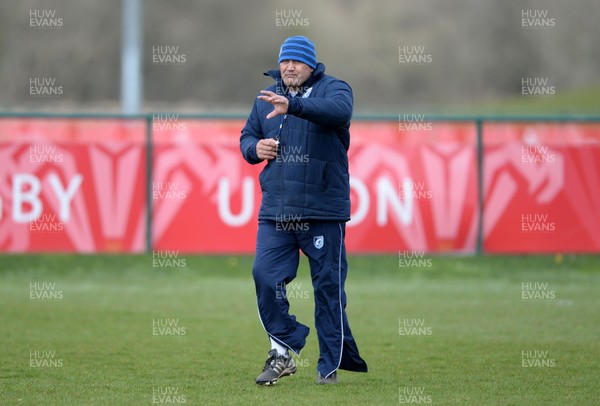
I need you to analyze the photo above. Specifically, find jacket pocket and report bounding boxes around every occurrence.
[327,161,347,188]
[306,159,328,192]
[259,163,269,190]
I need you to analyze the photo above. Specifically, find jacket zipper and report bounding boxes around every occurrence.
[276,114,287,216]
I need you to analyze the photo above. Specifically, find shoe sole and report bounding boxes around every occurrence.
[256,366,297,386]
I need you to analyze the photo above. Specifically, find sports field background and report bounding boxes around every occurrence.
[3,2,600,405]
[1,254,598,405]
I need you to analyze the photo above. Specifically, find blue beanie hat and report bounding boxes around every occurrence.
[278,36,317,69]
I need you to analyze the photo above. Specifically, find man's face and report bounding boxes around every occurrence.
[279,60,314,89]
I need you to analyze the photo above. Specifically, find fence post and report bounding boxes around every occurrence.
[476,118,484,255]
[145,114,153,253]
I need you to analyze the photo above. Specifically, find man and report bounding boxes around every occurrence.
[240,36,368,386]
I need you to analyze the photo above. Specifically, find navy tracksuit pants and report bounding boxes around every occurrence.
[252,220,368,378]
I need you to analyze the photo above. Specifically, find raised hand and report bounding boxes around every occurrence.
[257,90,289,119]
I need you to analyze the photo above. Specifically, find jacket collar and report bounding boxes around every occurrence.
[264,63,325,96]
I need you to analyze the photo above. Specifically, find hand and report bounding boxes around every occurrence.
[256,138,278,160]
[257,90,289,119]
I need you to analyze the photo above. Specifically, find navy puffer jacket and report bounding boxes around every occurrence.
[240,63,352,221]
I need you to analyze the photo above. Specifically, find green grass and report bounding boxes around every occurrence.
[432,85,600,116]
[1,254,599,405]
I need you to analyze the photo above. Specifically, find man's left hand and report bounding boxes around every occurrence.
[257,90,289,119]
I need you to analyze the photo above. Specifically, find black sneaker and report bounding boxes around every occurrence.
[255,349,296,386]
[317,371,338,384]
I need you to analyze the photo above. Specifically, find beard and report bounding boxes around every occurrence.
[282,76,304,88]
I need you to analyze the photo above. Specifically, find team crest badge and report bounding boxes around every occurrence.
[313,235,324,249]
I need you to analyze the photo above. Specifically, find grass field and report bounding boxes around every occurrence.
[1,254,599,405]
[433,85,600,116]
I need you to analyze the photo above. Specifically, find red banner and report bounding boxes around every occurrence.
[152,120,478,253]
[483,122,600,252]
[0,118,147,252]
[1,117,599,253]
